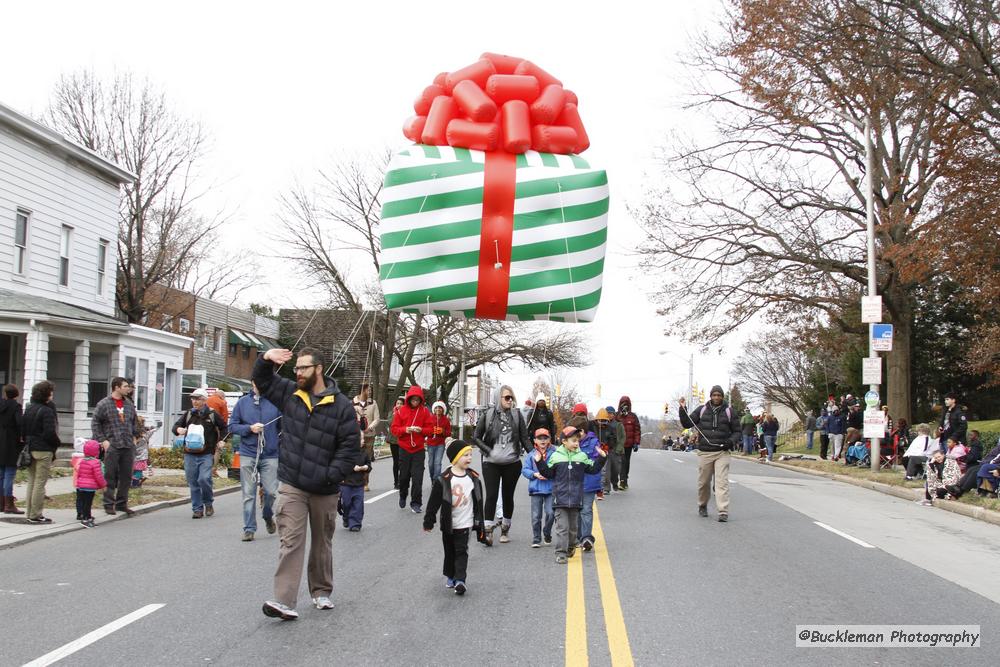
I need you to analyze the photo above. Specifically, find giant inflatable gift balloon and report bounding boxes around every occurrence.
[379,53,609,322]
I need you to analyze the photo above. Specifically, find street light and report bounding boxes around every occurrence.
[659,349,694,409]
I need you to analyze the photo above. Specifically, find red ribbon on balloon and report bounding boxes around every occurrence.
[402,54,591,320]
[403,52,589,155]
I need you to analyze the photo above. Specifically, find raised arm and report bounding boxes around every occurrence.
[252,351,296,411]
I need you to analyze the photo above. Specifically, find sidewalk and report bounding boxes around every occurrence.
[0,467,240,549]
[765,457,1000,528]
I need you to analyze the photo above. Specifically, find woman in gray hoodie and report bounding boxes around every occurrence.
[473,385,532,545]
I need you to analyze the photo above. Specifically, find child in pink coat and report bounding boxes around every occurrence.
[76,440,107,527]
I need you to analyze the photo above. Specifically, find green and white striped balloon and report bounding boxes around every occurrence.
[379,144,609,323]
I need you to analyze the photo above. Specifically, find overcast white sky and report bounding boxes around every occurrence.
[2,0,752,416]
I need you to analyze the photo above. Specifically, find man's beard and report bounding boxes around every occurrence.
[296,373,318,392]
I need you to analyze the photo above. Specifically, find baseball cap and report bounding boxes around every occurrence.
[561,426,580,438]
[191,387,209,399]
[534,428,551,438]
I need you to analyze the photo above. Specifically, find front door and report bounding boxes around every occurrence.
[179,369,206,414]
[162,368,178,445]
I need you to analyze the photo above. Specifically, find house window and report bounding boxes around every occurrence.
[213,327,223,354]
[97,239,109,296]
[125,356,137,384]
[161,314,174,332]
[136,358,149,411]
[228,343,238,357]
[59,225,72,286]
[155,362,165,412]
[242,345,250,359]
[197,323,207,349]
[88,353,110,408]
[14,209,29,275]
[178,318,190,334]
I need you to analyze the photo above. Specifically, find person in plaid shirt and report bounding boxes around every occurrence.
[91,377,141,515]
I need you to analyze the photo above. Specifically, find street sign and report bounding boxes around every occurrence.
[864,390,880,408]
[871,323,893,351]
[861,296,883,323]
[863,408,887,439]
[862,357,882,384]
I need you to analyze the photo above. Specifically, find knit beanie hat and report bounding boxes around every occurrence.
[447,439,472,466]
[572,402,588,415]
[596,408,610,421]
[432,400,447,413]
[710,385,725,397]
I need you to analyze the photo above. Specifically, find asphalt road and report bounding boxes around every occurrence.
[2,450,998,666]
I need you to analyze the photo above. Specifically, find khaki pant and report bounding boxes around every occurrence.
[26,451,53,520]
[272,483,339,607]
[697,450,731,514]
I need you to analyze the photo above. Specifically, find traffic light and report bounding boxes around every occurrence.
[663,402,670,415]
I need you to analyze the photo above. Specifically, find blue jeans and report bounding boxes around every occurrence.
[806,431,814,449]
[2,465,16,496]
[184,453,214,512]
[742,435,754,454]
[530,493,554,543]
[340,484,365,528]
[426,444,444,482]
[240,457,278,533]
[578,491,596,543]
[764,435,776,460]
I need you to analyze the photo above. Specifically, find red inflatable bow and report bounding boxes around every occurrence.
[403,52,589,155]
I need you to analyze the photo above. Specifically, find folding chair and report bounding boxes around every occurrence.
[878,439,897,470]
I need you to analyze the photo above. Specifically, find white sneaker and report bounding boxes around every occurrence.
[312,596,335,610]
[262,600,299,620]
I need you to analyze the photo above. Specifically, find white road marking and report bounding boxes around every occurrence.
[364,490,396,505]
[674,458,684,463]
[23,603,165,667]
[814,521,875,549]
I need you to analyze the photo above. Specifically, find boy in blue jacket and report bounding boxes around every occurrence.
[535,426,606,564]
[522,428,556,548]
[571,415,604,552]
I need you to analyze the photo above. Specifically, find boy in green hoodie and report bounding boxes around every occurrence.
[535,426,607,564]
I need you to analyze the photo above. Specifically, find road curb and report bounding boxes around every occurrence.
[766,459,1000,528]
[0,484,241,551]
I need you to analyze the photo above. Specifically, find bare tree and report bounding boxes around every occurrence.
[636,0,985,422]
[732,331,815,423]
[45,71,232,322]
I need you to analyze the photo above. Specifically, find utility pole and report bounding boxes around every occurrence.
[865,116,882,473]
[687,352,694,409]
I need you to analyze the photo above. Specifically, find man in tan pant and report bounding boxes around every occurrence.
[272,483,340,607]
[678,386,740,522]
[696,450,731,516]
[253,347,361,621]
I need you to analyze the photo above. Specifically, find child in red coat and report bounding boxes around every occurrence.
[426,401,452,483]
[76,440,107,527]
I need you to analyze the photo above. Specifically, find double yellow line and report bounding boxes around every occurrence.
[564,507,634,667]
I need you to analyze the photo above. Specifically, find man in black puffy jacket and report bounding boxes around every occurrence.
[678,385,741,523]
[256,347,360,621]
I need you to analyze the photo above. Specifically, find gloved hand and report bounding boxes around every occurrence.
[632,445,639,453]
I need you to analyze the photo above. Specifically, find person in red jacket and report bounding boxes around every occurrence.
[75,440,107,527]
[617,396,642,490]
[391,386,434,513]
[426,401,452,482]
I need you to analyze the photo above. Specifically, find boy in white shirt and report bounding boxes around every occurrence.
[424,440,486,595]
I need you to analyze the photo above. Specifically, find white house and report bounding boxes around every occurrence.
[0,101,189,446]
